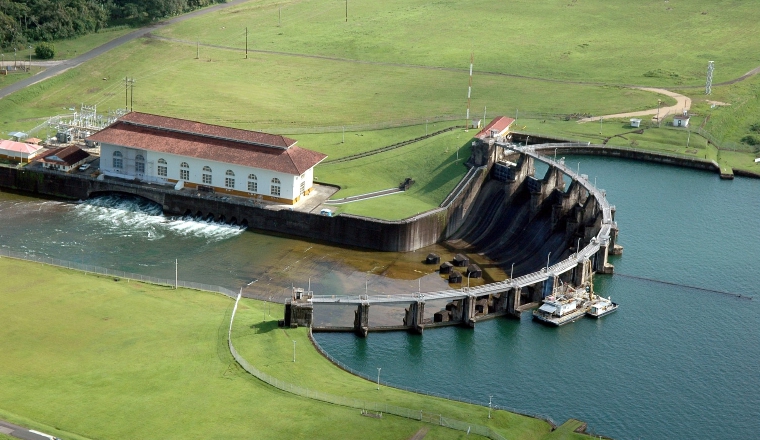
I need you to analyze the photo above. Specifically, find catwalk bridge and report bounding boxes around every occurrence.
[285,144,620,336]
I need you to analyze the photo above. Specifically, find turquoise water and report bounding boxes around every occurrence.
[314,157,760,439]
[1,156,758,438]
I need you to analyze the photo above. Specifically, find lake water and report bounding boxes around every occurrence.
[1,156,758,439]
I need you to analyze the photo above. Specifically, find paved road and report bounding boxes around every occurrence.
[0,0,250,100]
[0,419,59,440]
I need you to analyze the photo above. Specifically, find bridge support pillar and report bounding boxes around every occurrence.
[573,259,593,288]
[505,288,521,317]
[460,295,476,328]
[404,301,425,334]
[595,243,614,274]
[354,303,370,337]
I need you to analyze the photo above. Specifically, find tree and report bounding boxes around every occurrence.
[34,41,54,59]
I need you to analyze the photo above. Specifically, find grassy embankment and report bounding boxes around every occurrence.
[1,0,759,214]
[0,257,591,440]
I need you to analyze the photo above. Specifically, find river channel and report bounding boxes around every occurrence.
[0,156,758,439]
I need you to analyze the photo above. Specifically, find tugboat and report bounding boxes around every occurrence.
[532,281,591,327]
[586,295,618,318]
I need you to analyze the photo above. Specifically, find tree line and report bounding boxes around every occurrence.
[0,0,225,49]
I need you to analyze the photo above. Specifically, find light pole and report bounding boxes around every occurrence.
[577,237,581,254]
[554,148,557,162]
[546,252,551,272]
[376,367,381,390]
[577,162,580,176]
[599,116,603,135]
[28,45,31,70]
[488,395,493,419]
[657,99,662,127]
[268,296,271,316]
[510,262,514,279]
[292,340,296,362]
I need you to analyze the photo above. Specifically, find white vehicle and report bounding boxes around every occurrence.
[78,163,91,171]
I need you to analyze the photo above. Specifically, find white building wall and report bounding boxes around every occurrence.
[99,142,302,200]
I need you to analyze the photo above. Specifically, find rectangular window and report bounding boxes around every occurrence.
[180,169,189,180]
[113,158,122,169]
[136,162,145,173]
[300,181,305,195]
[158,166,167,177]
[225,177,235,188]
[203,174,212,185]
[271,185,281,197]
[248,181,257,192]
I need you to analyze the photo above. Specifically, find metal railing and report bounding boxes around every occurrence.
[227,294,512,440]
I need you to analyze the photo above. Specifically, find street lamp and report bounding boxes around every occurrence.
[376,367,381,390]
[546,252,551,272]
[510,262,514,279]
[292,340,296,362]
[657,99,662,127]
[488,395,493,419]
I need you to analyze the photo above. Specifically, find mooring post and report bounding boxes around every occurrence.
[354,303,369,337]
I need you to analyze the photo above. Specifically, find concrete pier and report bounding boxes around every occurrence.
[403,301,425,334]
[354,303,370,337]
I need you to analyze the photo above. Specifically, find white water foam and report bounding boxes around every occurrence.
[74,195,246,242]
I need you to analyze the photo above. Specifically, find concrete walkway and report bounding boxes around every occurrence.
[0,0,250,100]
[579,87,692,123]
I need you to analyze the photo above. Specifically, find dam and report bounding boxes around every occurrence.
[286,144,622,336]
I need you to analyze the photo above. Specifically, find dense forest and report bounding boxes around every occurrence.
[0,0,225,47]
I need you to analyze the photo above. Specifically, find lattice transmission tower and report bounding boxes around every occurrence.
[705,61,714,95]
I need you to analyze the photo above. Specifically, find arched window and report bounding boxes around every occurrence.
[225,170,235,189]
[157,158,167,177]
[135,154,145,173]
[247,174,257,193]
[180,162,189,181]
[112,150,123,169]
[271,177,281,197]
[202,166,212,185]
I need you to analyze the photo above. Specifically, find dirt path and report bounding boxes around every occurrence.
[578,87,691,123]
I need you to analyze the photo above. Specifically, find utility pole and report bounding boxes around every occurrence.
[600,116,603,135]
[196,41,199,59]
[28,45,31,71]
[175,259,178,289]
[245,27,248,59]
[465,52,473,130]
[130,78,135,111]
[346,0,348,22]
[124,77,129,110]
[483,106,487,126]
[657,99,662,128]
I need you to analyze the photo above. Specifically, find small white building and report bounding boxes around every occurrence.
[475,116,516,142]
[36,145,90,171]
[630,118,642,128]
[87,112,327,204]
[673,114,690,128]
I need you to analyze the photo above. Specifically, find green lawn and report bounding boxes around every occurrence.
[157,0,760,86]
[232,297,589,440]
[0,257,475,440]
[315,129,472,219]
[48,26,135,61]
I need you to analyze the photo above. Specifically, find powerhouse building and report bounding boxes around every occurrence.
[88,112,327,204]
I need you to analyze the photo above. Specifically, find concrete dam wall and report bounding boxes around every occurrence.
[0,164,488,252]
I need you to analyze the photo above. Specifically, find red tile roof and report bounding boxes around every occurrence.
[36,145,90,166]
[0,140,43,154]
[87,113,327,175]
[475,116,515,140]
[119,112,297,149]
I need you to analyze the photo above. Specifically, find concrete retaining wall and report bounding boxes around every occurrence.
[0,165,488,252]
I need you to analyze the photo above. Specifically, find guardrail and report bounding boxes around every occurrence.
[314,144,613,305]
